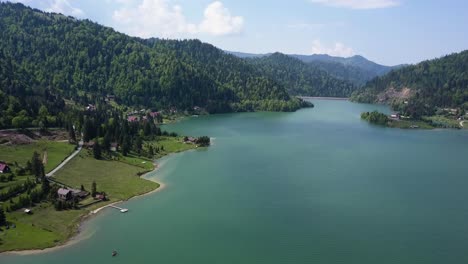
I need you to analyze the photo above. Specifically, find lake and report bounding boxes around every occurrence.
[3,99,468,264]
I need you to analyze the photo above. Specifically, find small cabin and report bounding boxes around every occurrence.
[57,188,72,201]
[127,116,139,122]
[84,141,95,149]
[110,143,119,152]
[86,104,96,111]
[95,193,107,201]
[70,188,90,199]
[0,162,10,174]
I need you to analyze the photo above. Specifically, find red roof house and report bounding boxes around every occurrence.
[0,162,10,173]
[127,116,139,122]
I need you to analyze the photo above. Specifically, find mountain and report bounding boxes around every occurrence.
[229,51,402,86]
[290,54,404,86]
[225,51,269,58]
[351,50,468,117]
[291,54,393,75]
[248,53,357,97]
[0,3,310,128]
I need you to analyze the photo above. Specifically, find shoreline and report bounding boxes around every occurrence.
[1,166,167,256]
[299,96,349,101]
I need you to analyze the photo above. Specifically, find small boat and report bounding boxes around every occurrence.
[112,250,118,257]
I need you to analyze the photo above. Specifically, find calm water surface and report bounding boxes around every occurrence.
[3,100,468,264]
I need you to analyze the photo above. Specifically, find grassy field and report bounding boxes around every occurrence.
[0,141,76,173]
[424,115,462,129]
[0,136,199,252]
[53,152,159,201]
[0,203,82,251]
[0,152,159,252]
[148,136,198,159]
[388,119,435,129]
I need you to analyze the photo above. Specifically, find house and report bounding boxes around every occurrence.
[127,116,139,122]
[57,188,73,201]
[95,192,107,201]
[0,162,10,173]
[84,141,95,149]
[110,143,119,152]
[390,113,400,120]
[149,112,160,118]
[184,137,197,143]
[70,189,89,199]
[86,104,96,111]
[24,209,32,214]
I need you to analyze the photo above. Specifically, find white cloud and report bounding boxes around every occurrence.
[112,0,244,38]
[309,0,399,9]
[8,0,84,17]
[45,0,84,17]
[311,40,355,57]
[198,1,243,36]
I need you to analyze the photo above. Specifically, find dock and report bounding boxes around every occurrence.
[109,205,129,213]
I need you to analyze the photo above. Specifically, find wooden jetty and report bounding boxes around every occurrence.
[109,205,129,213]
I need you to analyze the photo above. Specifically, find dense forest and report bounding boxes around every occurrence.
[351,50,468,116]
[230,51,400,87]
[248,53,357,97]
[0,3,311,129]
[305,60,382,87]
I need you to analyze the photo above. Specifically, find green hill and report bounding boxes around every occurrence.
[0,3,309,129]
[248,53,357,97]
[351,50,468,116]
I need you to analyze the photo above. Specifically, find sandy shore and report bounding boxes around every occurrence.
[2,175,166,256]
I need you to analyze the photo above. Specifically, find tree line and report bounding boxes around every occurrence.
[351,50,468,118]
[0,2,311,130]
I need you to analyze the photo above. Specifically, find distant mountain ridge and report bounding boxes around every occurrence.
[248,52,357,97]
[227,51,403,86]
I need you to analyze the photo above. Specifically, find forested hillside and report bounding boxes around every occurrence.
[305,60,377,87]
[229,51,399,87]
[248,53,356,97]
[351,50,468,116]
[0,3,309,129]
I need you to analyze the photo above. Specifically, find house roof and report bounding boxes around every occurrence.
[149,112,160,117]
[127,116,139,122]
[58,188,71,195]
[0,162,8,171]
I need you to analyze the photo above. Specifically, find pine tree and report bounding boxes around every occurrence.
[30,151,45,178]
[93,141,102,159]
[0,208,6,226]
[68,123,76,143]
[41,177,50,196]
[91,181,97,197]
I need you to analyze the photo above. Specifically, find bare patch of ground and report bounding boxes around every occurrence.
[377,87,414,103]
[0,129,68,145]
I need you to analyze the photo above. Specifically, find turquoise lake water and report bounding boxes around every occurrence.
[2,99,468,264]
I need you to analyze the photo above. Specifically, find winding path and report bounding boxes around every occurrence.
[46,140,83,177]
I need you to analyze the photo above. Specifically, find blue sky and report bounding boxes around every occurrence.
[8,0,468,65]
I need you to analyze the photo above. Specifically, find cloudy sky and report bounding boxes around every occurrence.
[7,0,468,65]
